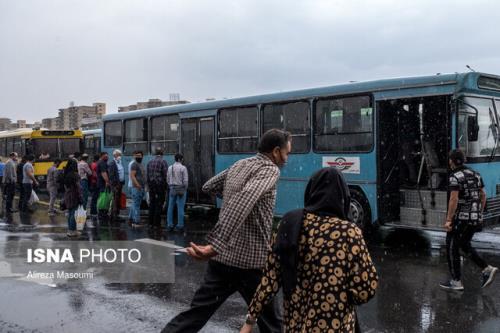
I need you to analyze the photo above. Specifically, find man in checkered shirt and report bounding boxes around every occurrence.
[163,129,291,333]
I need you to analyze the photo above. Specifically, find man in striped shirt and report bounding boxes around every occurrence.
[163,129,291,333]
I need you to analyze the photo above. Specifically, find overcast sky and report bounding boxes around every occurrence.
[0,0,499,122]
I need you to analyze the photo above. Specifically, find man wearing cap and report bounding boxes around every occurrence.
[440,149,498,291]
[108,149,125,223]
[78,153,92,210]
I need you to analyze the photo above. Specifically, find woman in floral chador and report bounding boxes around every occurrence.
[241,167,378,333]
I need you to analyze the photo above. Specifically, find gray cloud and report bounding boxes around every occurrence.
[0,0,499,122]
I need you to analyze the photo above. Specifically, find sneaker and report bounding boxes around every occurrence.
[439,279,464,291]
[67,230,78,237]
[166,226,174,232]
[481,266,498,288]
[174,227,185,233]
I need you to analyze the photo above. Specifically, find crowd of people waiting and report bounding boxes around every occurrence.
[0,148,189,237]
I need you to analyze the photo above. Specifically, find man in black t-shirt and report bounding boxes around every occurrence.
[440,149,498,291]
[97,152,109,191]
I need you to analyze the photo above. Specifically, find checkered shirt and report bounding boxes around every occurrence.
[146,156,168,190]
[204,153,280,269]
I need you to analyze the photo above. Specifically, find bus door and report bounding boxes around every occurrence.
[181,117,215,204]
[377,95,451,228]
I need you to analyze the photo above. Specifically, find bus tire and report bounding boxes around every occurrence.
[349,188,371,232]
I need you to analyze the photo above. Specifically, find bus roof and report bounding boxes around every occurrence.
[103,72,500,122]
[0,128,34,139]
[82,129,101,135]
[0,129,83,139]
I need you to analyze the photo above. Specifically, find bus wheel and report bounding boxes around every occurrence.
[349,189,371,231]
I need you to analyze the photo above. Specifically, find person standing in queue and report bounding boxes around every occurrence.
[21,155,38,212]
[89,154,100,217]
[108,149,125,223]
[162,129,291,333]
[16,156,26,211]
[96,152,110,219]
[63,158,82,237]
[2,152,18,214]
[129,151,146,227]
[47,158,62,216]
[166,153,188,232]
[78,154,92,210]
[240,167,378,333]
[146,147,168,229]
[440,149,498,290]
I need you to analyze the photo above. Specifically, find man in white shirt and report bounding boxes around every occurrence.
[166,153,189,232]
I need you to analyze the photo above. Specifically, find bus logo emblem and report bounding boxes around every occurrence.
[327,157,355,170]
[322,156,360,174]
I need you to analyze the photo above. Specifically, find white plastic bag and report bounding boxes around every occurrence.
[145,191,150,204]
[28,190,39,206]
[75,205,87,231]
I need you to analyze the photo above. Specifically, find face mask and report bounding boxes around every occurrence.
[135,157,143,163]
[115,156,121,162]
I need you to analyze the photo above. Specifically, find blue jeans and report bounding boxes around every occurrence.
[167,190,187,228]
[129,187,144,224]
[68,208,76,231]
[80,179,89,209]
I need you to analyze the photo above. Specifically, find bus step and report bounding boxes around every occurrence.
[400,207,446,229]
[400,189,447,210]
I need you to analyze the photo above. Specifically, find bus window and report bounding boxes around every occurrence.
[13,138,23,156]
[32,138,58,159]
[60,138,81,157]
[262,101,310,153]
[0,138,6,157]
[151,115,179,154]
[218,106,258,153]
[458,97,500,157]
[104,121,122,147]
[124,118,148,154]
[314,95,373,152]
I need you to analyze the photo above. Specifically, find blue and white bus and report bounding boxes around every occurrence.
[101,72,500,230]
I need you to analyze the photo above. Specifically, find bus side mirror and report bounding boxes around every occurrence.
[467,115,479,141]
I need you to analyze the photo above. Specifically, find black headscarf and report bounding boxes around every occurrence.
[274,167,352,297]
[63,158,79,187]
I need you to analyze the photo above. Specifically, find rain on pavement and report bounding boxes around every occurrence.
[1,193,500,333]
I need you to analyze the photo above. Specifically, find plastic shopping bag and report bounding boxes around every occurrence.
[28,190,39,206]
[97,189,113,211]
[75,205,87,231]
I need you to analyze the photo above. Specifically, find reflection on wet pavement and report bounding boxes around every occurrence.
[0,200,500,332]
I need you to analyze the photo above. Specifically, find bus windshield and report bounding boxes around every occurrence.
[31,138,81,160]
[60,138,81,157]
[32,139,58,160]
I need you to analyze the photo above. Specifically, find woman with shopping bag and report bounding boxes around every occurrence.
[63,159,82,237]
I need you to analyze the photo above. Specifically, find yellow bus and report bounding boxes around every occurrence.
[0,128,83,185]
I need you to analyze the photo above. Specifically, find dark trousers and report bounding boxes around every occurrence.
[20,183,33,212]
[4,183,16,212]
[148,190,166,227]
[162,260,282,333]
[110,182,123,221]
[446,221,488,281]
[90,185,99,215]
[17,183,23,210]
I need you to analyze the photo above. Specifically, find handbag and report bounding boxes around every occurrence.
[120,192,127,209]
[97,189,113,211]
[171,185,186,197]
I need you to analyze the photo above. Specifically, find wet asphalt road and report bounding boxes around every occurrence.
[1,197,500,333]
